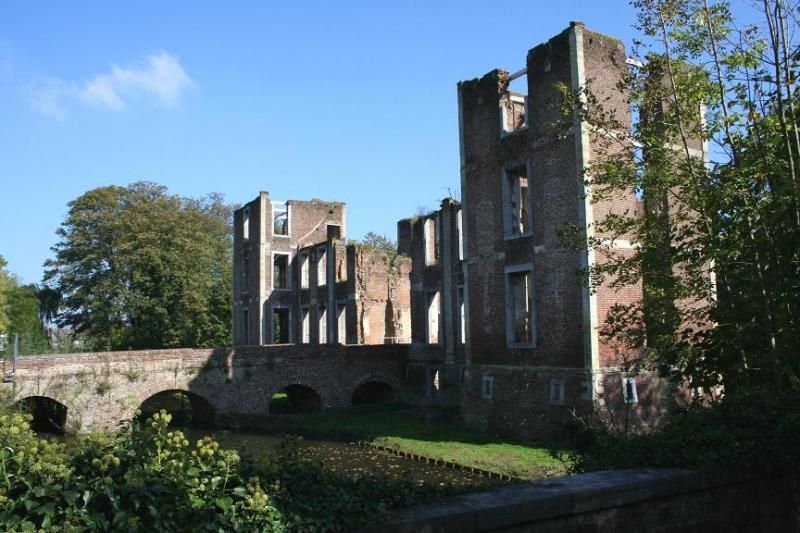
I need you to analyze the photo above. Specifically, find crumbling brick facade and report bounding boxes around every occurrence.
[456,22,672,439]
[232,193,411,348]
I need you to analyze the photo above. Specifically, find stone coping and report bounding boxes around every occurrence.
[364,467,767,532]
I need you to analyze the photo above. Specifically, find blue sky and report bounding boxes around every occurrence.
[0,1,643,284]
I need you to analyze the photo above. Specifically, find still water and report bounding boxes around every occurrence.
[184,429,503,491]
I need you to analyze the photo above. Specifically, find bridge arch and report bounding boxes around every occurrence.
[269,383,323,414]
[15,395,69,435]
[351,374,400,405]
[138,388,216,427]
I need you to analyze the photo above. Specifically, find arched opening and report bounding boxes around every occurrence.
[138,390,215,428]
[269,384,322,414]
[16,396,68,435]
[352,381,396,405]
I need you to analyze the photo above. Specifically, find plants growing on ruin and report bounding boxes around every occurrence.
[563,0,800,395]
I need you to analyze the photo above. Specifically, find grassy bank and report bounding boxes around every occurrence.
[265,404,570,480]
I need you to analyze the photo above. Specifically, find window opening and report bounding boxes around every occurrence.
[318,305,327,344]
[337,302,347,344]
[508,270,532,344]
[273,201,288,236]
[426,291,441,344]
[273,307,290,343]
[505,165,530,236]
[424,217,439,266]
[300,253,309,289]
[317,247,327,287]
[273,254,289,289]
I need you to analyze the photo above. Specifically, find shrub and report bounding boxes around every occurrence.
[564,388,800,473]
[0,394,449,531]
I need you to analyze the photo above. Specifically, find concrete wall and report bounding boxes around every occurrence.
[369,468,799,532]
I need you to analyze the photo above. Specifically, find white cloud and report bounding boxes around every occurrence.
[26,51,193,117]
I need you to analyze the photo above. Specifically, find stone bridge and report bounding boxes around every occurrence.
[0,344,431,434]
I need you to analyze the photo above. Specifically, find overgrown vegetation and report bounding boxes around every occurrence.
[260,404,570,479]
[0,397,452,532]
[567,389,800,472]
[560,0,800,471]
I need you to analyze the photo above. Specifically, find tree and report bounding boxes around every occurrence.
[43,182,233,351]
[2,284,49,355]
[567,0,800,394]
[360,232,397,256]
[0,255,14,335]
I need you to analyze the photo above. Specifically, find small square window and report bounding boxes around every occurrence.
[550,378,565,405]
[481,375,494,399]
[622,377,638,404]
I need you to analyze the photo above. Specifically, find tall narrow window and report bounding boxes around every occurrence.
[456,208,464,260]
[242,308,249,345]
[242,253,250,294]
[242,207,250,240]
[457,286,466,344]
[273,201,288,236]
[337,302,346,344]
[426,291,441,344]
[316,247,327,287]
[318,305,327,344]
[301,307,310,343]
[507,269,533,345]
[504,165,530,237]
[272,307,290,343]
[273,254,289,289]
[424,217,439,266]
[300,253,309,289]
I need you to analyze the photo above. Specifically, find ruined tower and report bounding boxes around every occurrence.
[457,22,665,437]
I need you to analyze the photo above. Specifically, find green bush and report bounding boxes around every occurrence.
[565,388,800,473]
[0,397,449,532]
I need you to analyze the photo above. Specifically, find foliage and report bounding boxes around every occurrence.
[0,395,453,532]
[0,255,14,334]
[359,232,398,257]
[0,256,50,356]
[43,182,233,351]
[565,387,800,473]
[0,284,50,356]
[561,0,800,394]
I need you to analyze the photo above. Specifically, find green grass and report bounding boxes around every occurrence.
[271,404,571,480]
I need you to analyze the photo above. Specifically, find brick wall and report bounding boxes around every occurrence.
[2,344,419,434]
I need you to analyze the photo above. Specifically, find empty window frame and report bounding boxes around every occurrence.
[299,252,310,289]
[301,307,310,343]
[242,308,249,345]
[426,291,441,345]
[241,252,250,294]
[242,206,250,240]
[272,307,290,343]
[318,305,328,344]
[273,201,289,236]
[481,375,494,399]
[550,378,566,405]
[622,376,638,404]
[505,266,534,346]
[503,164,531,237]
[424,216,439,266]
[456,208,464,261]
[457,285,466,345]
[500,70,528,135]
[327,224,342,241]
[273,253,290,290]
[316,247,327,287]
[336,301,347,344]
